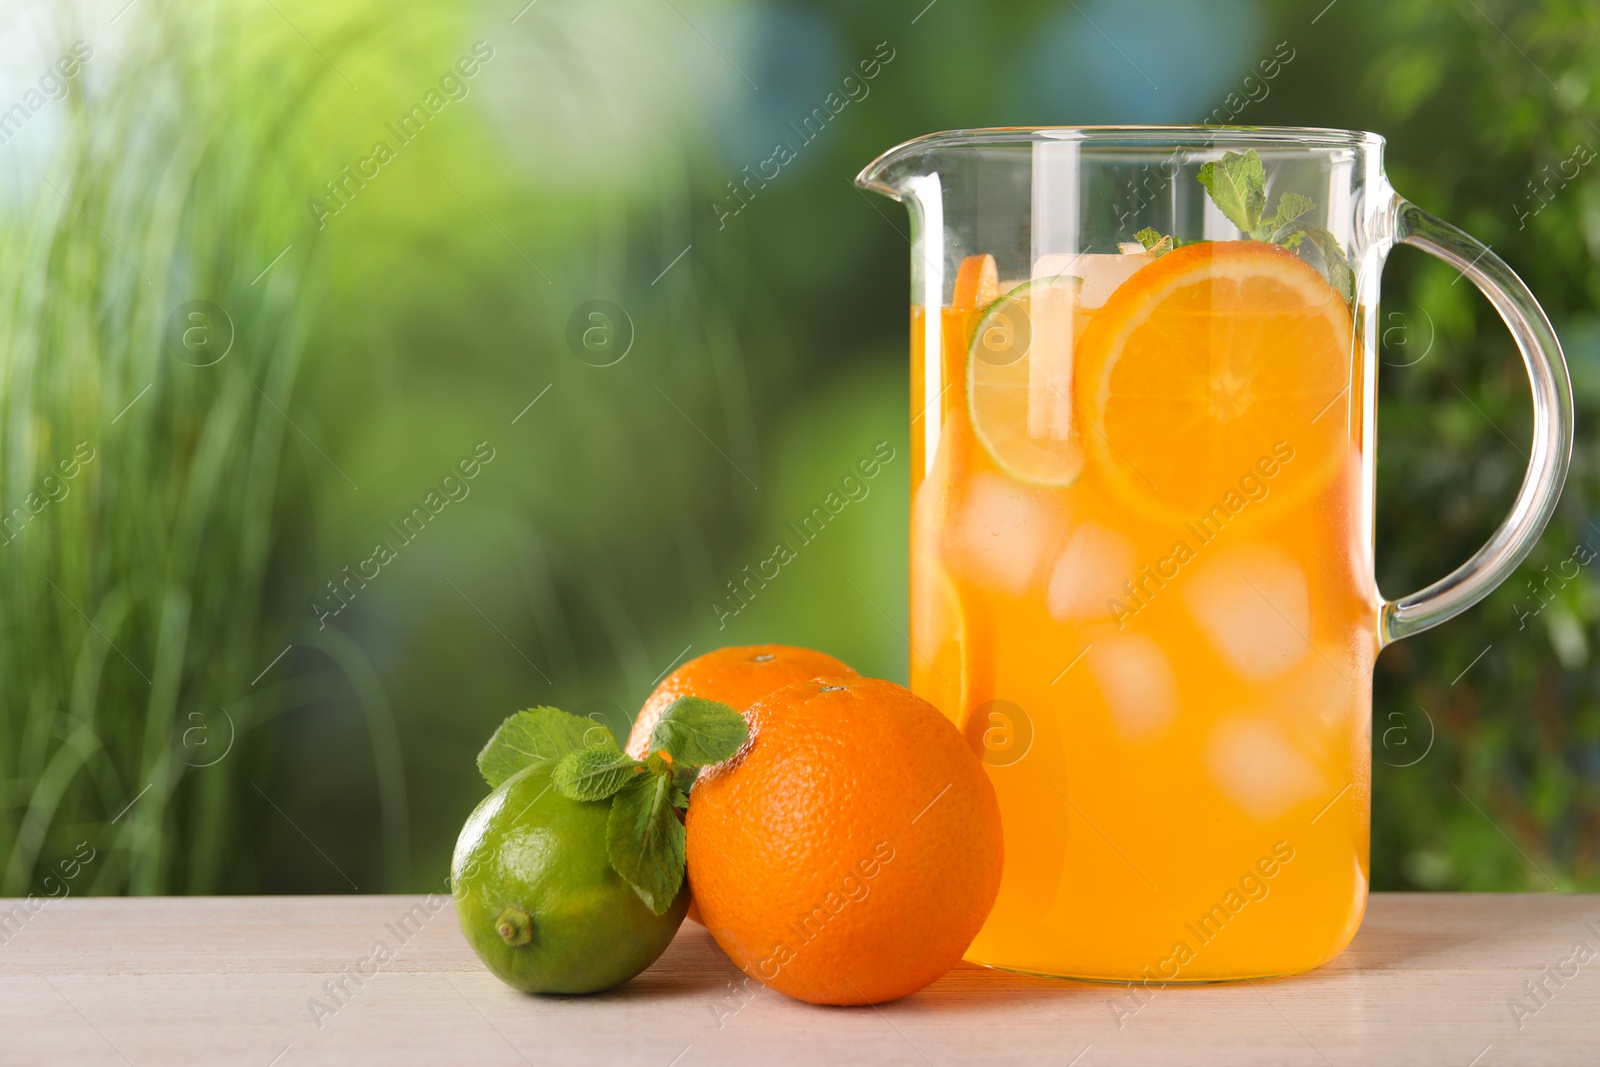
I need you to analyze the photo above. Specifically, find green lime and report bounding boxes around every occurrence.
[452,764,689,994]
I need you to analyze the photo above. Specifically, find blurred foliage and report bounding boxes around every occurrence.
[0,4,346,893]
[0,0,1595,895]
[1341,0,1600,890]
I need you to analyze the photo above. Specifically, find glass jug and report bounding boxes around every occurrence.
[856,127,1572,981]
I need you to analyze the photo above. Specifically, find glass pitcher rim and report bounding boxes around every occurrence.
[855,125,1386,197]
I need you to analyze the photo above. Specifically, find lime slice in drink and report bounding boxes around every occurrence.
[965,277,1087,487]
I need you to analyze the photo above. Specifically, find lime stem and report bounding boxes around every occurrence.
[495,904,534,946]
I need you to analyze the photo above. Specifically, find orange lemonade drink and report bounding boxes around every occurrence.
[910,241,1377,981]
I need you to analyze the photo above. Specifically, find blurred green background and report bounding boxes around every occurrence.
[0,0,1595,896]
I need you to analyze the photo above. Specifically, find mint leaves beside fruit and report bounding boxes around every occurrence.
[643,695,752,764]
[561,697,748,914]
[477,706,612,788]
[553,746,640,800]
[478,697,748,916]
[1195,148,1354,303]
[607,769,688,915]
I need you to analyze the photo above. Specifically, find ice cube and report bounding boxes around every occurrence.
[1273,643,1366,742]
[1032,251,1153,309]
[1183,542,1310,682]
[1204,716,1327,821]
[944,471,1055,595]
[1088,635,1178,742]
[1046,522,1136,623]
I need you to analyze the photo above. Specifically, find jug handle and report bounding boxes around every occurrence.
[1379,197,1575,644]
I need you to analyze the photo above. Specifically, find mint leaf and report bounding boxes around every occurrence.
[553,747,641,801]
[1134,228,1174,257]
[647,697,749,767]
[1257,192,1314,240]
[1191,157,1353,305]
[607,770,686,915]
[1287,225,1355,304]
[477,706,618,788]
[1197,149,1266,234]
[670,764,698,804]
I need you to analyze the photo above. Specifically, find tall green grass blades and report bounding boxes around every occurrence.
[0,0,351,895]
[308,628,411,890]
[2,723,100,890]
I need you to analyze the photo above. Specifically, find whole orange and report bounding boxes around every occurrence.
[686,676,1003,1005]
[625,645,856,759]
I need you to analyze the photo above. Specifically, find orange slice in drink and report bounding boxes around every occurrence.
[953,254,1001,310]
[965,277,1087,486]
[911,554,967,724]
[1074,241,1353,521]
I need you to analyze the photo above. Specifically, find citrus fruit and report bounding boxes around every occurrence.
[686,676,1004,1005]
[965,277,1087,486]
[952,253,1000,309]
[452,764,689,993]
[625,644,856,760]
[1073,239,1352,520]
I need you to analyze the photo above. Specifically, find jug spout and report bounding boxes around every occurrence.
[854,136,936,201]
[857,128,1021,200]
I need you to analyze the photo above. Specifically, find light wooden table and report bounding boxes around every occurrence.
[1,894,1597,1065]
